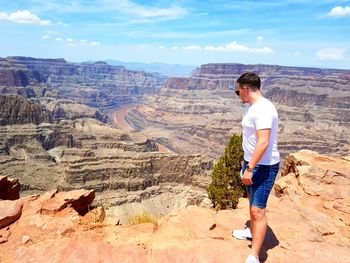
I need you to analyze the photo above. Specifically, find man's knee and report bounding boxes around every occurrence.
[250,206,266,221]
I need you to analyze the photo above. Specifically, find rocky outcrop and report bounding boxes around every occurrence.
[0,58,41,87]
[0,175,20,200]
[63,153,211,190]
[1,57,167,113]
[0,116,213,210]
[275,150,350,200]
[125,63,350,159]
[0,95,51,125]
[40,98,108,123]
[0,94,107,125]
[0,150,349,262]
[0,199,23,229]
[40,189,95,216]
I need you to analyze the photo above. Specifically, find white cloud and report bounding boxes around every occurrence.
[125,29,249,40]
[50,36,100,47]
[57,21,67,26]
[256,36,263,43]
[90,42,100,46]
[327,6,350,17]
[183,45,202,50]
[0,10,51,25]
[96,0,187,22]
[167,42,274,54]
[115,0,187,20]
[316,48,345,61]
[203,41,274,54]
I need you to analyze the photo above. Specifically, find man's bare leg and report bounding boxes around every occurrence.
[249,205,266,258]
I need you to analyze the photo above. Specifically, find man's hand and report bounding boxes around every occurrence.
[242,170,253,185]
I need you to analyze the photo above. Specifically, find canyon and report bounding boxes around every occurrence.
[0,57,349,209]
[0,150,349,262]
[125,63,350,158]
[0,56,166,113]
[0,56,349,262]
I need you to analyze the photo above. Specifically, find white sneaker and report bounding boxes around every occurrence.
[245,254,260,263]
[232,227,252,240]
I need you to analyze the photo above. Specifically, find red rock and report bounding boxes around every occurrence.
[0,230,10,244]
[0,236,8,244]
[21,235,32,244]
[0,175,20,200]
[41,189,95,215]
[0,199,23,229]
[151,239,246,263]
[0,150,349,263]
[56,227,75,237]
[15,239,148,263]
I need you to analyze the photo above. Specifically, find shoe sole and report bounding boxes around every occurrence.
[232,232,252,240]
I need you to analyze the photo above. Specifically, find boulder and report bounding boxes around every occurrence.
[0,175,20,200]
[41,189,95,216]
[0,199,23,229]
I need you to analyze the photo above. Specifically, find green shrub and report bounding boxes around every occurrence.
[207,133,245,210]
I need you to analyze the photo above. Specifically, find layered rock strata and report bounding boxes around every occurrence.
[0,95,51,125]
[0,150,349,263]
[125,63,350,159]
[0,93,107,125]
[0,57,167,113]
[0,92,213,213]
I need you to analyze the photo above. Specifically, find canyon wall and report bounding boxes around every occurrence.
[0,57,167,113]
[125,63,350,158]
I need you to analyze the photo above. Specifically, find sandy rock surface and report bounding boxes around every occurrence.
[0,150,349,263]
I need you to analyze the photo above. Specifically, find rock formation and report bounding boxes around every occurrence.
[2,58,348,159]
[0,58,349,262]
[0,57,167,113]
[0,175,20,200]
[0,95,51,125]
[0,94,213,215]
[0,93,107,125]
[0,150,349,262]
[124,63,350,159]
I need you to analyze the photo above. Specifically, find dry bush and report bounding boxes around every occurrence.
[127,212,158,227]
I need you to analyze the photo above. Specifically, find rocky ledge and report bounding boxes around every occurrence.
[0,150,349,262]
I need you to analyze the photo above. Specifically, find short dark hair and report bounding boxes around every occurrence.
[236,72,261,90]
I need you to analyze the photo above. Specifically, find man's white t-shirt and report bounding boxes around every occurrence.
[242,97,280,165]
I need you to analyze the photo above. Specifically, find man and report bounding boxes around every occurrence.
[232,72,280,263]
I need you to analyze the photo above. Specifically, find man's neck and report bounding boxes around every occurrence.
[248,90,263,105]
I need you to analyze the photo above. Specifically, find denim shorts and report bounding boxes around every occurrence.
[242,160,279,209]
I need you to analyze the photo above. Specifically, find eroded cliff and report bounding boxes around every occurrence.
[0,57,167,112]
[0,150,349,263]
[125,63,350,158]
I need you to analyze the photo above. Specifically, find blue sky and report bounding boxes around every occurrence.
[0,0,349,69]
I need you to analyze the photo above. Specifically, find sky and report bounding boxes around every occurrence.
[0,0,349,69]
